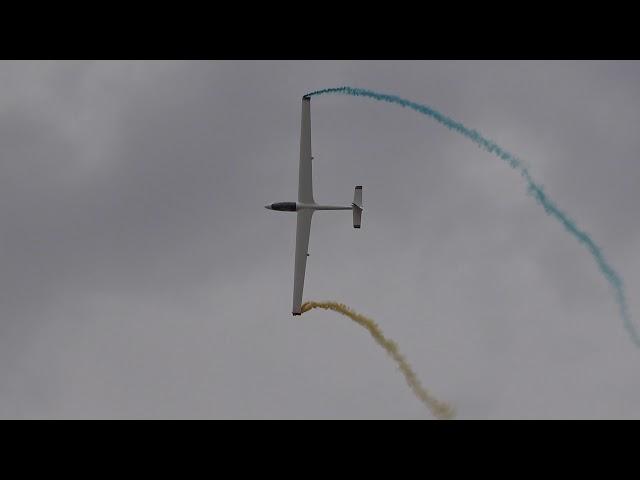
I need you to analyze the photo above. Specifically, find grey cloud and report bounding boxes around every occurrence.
[0,61,639,418]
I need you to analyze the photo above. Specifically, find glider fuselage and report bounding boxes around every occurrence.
[265,202,352,212]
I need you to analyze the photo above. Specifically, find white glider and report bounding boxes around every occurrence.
[265,96,363,315]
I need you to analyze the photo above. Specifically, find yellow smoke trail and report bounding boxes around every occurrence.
[301,301,455,419]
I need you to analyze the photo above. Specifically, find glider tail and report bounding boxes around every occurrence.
[352,186,363,228]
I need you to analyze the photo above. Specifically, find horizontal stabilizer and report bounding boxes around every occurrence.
[352,186,363,228]
[353,207,362,228]
[353,185,362,208]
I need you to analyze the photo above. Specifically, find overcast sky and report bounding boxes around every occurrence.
[1,60,639,419]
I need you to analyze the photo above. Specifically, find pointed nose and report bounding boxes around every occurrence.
[265,204,272,210]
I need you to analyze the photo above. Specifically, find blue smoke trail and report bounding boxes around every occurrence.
[306,86,638,348]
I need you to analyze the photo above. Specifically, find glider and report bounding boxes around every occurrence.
[265,96,363,315]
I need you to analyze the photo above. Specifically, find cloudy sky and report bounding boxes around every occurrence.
[1,60,639,419]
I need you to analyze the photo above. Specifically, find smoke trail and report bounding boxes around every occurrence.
[301,301,454,419]
[305,87,638,348]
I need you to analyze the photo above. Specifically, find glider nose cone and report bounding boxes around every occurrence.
[265,204,272,210]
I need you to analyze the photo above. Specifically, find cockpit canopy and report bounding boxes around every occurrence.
[270,202,297,212]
